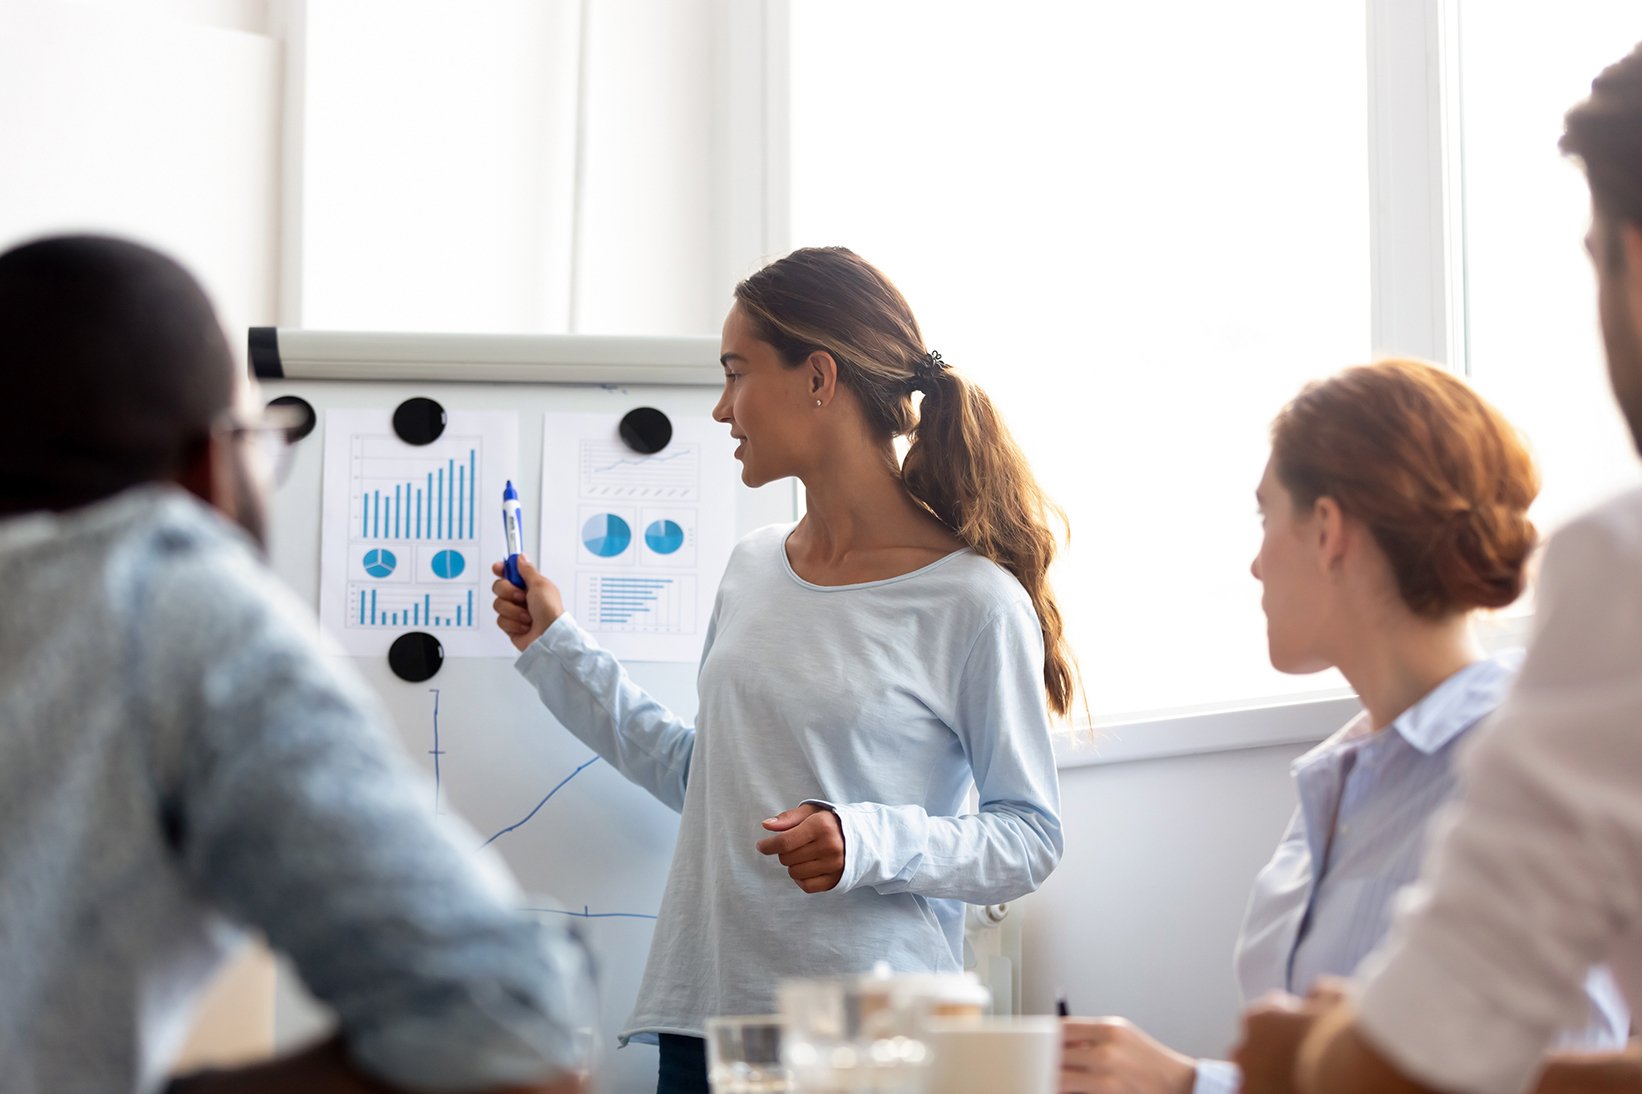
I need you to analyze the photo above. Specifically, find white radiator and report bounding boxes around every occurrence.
[964,900,1025,1015]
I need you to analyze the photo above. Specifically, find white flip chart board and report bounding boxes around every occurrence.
[256,331,796,1091]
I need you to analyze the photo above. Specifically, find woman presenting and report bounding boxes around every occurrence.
[494,247,1072,1094]
[1057,359,1628,1094]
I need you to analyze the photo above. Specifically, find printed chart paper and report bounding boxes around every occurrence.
[539,411,737,662]
[320,409,519,657]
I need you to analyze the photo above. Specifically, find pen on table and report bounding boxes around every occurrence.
[1056,991,1069,1018]
[501,480,525,589]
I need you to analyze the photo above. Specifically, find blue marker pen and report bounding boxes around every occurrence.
[502,480,525,588]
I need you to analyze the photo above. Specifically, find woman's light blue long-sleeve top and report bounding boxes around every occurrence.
[515,523,1063,1043]
[1192,657,1629,1094]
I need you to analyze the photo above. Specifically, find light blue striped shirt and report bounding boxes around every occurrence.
[1193,657,1629,1094]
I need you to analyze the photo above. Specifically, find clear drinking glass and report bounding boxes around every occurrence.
[778,973,932,1093]
[706,1014,791,1094]
[569,1025,598,1085]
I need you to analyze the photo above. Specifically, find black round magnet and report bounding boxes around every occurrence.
[619,406,672,454]
[265,394,317,442]
[387,632,444,682]
[393,397,447,445]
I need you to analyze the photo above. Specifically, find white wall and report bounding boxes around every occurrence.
[294,0,726,337]
[295,0,583,331]
[0,0,282,359]
[1024,739,1319,1058]
[575,0,719,334]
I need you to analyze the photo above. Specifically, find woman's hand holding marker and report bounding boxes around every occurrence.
[755,803,846,893]
[491,555,566,653]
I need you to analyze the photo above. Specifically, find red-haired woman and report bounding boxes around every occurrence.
[494,247,1073,1094]
[1058,359,1628,1094]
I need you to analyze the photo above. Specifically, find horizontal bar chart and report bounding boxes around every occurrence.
[578,574,694,631]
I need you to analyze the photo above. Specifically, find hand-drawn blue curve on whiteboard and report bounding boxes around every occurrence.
[528,904,659,922]
[484,755,604,846]
[362,547,397,578]
[644,519,685,555]
[582,513,632,558]
[430,548,466,579]
[427,688,445,814]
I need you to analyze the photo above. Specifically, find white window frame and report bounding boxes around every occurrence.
[1368,0,1468,372]
[739,0,1470,765]
[710,0,791,291]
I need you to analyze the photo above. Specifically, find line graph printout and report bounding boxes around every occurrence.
[541,411,736,662]
[579,438,700,499]
[320,408,519,657]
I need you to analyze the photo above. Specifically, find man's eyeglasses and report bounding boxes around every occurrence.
[213,403,310,486]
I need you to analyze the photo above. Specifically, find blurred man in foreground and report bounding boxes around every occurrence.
[0,234,592,1094]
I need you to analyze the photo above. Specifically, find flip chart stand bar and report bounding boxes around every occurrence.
[249,328,722,387]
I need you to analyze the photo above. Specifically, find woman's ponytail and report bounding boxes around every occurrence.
[735,247,1081,717]
[903,369,1077,716]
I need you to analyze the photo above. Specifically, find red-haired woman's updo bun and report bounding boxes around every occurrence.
[1271,359,1539,617]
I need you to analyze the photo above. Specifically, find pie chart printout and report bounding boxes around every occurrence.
[430,549,466,579]
[583,513,632,558]
[644,519,685,555]
[363,548,397,578]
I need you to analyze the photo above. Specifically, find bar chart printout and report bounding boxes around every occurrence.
[541,411,736,663]
[319,408,520,657]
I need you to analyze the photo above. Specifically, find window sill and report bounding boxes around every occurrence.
[1055,691,1361,769]
[1055,611,1534,770]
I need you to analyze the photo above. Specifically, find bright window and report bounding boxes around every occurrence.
[1456,3,1642,535]
[0,3,279,353]
[788,3,1368,719]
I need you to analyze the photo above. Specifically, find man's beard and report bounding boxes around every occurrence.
[229,447,269,551]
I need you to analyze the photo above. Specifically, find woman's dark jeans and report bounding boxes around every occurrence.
[657,1032,710,1094]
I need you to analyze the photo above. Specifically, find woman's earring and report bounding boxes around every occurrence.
[814,399,822,407]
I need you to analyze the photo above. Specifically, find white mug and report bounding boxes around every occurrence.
[919,1015,1059,1094]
